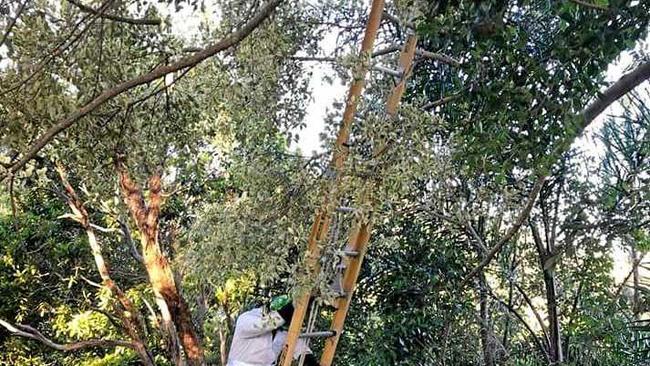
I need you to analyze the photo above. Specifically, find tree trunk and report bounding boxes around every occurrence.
[531,220,563,365]
[632,246,641,319]
[156,296,184,366]
[116,159,205,365]
[479,272,495,366]
[219,326,229,366]
[56,165,155,366]
[542,268,563,364]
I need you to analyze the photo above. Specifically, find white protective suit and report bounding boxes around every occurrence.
[227,307,312,366]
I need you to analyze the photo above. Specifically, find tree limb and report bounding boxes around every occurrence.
[291,47,458,66]
[581,61,650,128]
[460,175,546,288]
[484,288,550,363]
[382,11,415,30]
[421,93,461,110]
[118,218,143,263]
[3,0,283,180]
[0,318,134,351]
[0,0,29,49]
[65,0,161,25]
[514,282,551,347]
[570,0,609,11]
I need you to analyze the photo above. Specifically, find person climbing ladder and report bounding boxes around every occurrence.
[227,295,320,366]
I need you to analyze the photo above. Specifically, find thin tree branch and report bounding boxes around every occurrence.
[290,56,403,77]
[0,0,29,49]
[465,219,489,254]
[421,93,461,110]
[570,0,609,11]
[460,175,547,288]
[382,10,414,30]
[613,254,646,299]
[416,49,460,67]
[2,0,284,180]
[65,0,161,25]
[80,274,102,288]
[291,48,459,66]
[118,218,143,263]
[580,61,650,129]
[89,223,120,233]
[1,0,113,97]
[0,318,134,351]
[485,289,551,363]
[514,282,551,347]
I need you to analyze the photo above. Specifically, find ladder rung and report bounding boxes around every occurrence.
[299,330,337,339]
[343,250,359,257]
[336,206,355,213]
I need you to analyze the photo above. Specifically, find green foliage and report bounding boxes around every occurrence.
[1,0,649,365]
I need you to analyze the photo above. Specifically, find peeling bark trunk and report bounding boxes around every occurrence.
[56,165,154,366]
[116,159,205,366]
[156,295,184,366]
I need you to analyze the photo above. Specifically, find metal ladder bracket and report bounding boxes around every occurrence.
[300,330,337,339]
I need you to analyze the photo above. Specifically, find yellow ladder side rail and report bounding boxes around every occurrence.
[319,33,419,366]
[280,1,386,365]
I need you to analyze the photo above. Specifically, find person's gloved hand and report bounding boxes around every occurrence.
[277,302,294,325]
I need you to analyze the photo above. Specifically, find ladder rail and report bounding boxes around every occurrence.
[320,32,419,366]
[279,1,386,365]
[319,222,372,366]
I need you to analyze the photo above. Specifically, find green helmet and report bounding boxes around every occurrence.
[270,295,291,311]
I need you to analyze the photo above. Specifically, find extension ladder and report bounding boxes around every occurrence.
[280,1,418,365]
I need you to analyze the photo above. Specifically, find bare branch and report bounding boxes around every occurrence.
[80,274,102,288]
[416,49,460,66]
[382,11,414,30]
[484,288,550,363]
[3,0,284,179]
[464,220,488,254]
[292,47,459,67]
[421,93,461,110]
[118,218,143,263]
[460,175,547,288]
[65,0,161,25]
[0,318,134,351]
[514,282,551,347]
[570,0,609,11]
[581,61,650,129]
[613,254,646,299]
[0,0,29,49]
[89,223,120,233]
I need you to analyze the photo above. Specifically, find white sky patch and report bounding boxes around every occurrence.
[293,32,347,156]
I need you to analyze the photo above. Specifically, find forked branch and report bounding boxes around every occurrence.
[0,318,134,351]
